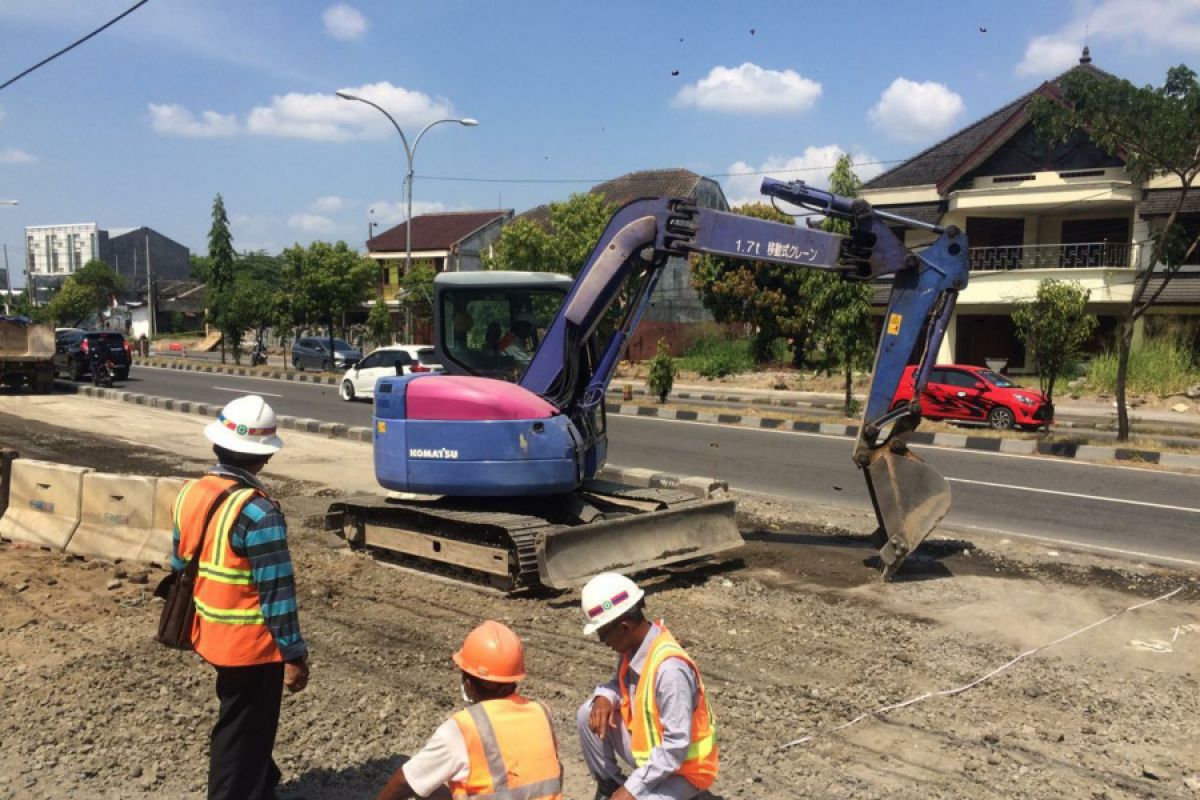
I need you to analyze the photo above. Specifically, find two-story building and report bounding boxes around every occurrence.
[861,48,1200,372]
[367,209,513,298]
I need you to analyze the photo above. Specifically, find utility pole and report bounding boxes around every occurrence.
[146,234,155,337]
[2,244,10,315]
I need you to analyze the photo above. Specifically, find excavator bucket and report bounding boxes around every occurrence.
[864,443,951,578]
[537,498,742,589]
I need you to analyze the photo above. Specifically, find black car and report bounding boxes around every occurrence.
[53,330,132,381]
[291,336,362,371]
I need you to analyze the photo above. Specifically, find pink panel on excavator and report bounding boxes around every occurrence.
[405,375,559,421]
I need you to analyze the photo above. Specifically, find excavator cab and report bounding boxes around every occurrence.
[433,272,579,383]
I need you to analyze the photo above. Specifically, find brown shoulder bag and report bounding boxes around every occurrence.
[153,486,233,650]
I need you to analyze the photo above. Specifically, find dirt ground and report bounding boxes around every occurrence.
[1,412,1199,799]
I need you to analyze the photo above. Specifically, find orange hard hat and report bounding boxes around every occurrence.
[452,620,526,683]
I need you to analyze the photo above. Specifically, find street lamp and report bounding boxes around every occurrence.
[0,200,17,206]
[336,90,477,325]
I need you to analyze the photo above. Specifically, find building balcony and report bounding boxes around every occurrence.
[967,241,1133,272]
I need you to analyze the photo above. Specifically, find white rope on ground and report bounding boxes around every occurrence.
[780,585,1186,750]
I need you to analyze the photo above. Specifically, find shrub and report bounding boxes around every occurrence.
[646,338,677,402]
[677,332,754,376]
[1087,335,1199,396]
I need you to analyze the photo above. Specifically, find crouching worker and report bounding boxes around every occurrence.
[577,573,718,800]
[377,621,563,800]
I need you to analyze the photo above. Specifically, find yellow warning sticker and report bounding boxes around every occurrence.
[376,421,387,434]
[887,313,903,335]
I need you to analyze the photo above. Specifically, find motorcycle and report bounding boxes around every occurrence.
[90,354,115,388]
[250,341,268,367]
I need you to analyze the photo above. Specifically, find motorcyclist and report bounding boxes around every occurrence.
[251,338,268,366]
[89,337,116,384]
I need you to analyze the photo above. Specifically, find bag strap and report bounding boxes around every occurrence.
[181,485,236,578]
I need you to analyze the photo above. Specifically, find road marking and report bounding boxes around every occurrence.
[137,364,335,389]
[944,522,1200,567]
[213,386,284,398]
[616,413,1200,480]
[946,476,1200,514]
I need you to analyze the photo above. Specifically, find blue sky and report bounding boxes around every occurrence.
[2,0,1199,287]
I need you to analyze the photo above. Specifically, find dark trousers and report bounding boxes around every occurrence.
[209,662,284,800]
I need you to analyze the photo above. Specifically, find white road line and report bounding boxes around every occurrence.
[945,522,1200,568]
[213,386,284,398]
[616,413,1200,479]
[946,476,1200,514]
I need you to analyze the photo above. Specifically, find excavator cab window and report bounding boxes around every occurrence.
[439,286,564,382]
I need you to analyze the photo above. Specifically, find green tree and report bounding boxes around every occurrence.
[42,260,126,327]
[1012,279,1097,415]
[43,279,100,327]
[647,337,677,402]
[814,155,875,416]
[485,192,616,275]
[367,295,393,348]
[282,240,375,368]
[189,254,211,283]
[690,202,813,363]
[207,193,236,363]
[398,262,435,342]
[1030,65,1200,440]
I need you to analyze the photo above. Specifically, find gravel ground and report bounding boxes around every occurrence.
[1,412,1199,799]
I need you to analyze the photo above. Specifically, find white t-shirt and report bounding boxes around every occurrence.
[401,718,470,797]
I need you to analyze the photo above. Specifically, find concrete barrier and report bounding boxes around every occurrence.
[0,459,91,549]
[66,472,158,562]
[144,476,187,565]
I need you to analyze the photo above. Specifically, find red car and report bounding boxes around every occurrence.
[891,364,1052,430]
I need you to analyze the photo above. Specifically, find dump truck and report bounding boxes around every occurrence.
[0,317,55,394]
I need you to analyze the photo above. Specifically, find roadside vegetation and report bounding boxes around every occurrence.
[1087,333,1200,397]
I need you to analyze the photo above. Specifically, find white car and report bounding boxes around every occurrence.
[339,344,443,401]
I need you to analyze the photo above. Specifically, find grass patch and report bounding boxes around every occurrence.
[676,333,756,379]
[1087,336,1200,396]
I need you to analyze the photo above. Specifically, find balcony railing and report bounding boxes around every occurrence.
[967,241,1133,271]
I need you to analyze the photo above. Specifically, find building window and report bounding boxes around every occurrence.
[382,267,391,285]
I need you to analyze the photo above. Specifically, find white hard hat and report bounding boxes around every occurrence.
[580,572,645,636]
[204,395,284,455]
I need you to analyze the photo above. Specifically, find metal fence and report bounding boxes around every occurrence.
[967,241,1134,271]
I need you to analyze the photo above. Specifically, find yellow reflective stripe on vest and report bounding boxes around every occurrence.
[198,563,254,584]
[631,641,716,764]
[204,488,257,570]
[193,595,265,625]
[172,480,201,555]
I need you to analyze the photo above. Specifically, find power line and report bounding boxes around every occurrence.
[0,0,153,92]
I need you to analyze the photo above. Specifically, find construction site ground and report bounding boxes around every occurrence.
[1,394,1198,799]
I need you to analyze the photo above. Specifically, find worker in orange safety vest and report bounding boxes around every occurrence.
[576,573,718,800]
[377,621,563,800]
[172,394,309,800]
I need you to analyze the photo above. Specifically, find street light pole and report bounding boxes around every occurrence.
[335,90,477,338]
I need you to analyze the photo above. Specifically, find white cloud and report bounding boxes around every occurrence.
[148,103,239,138]
[287,213,339,234]
[1017,0,1200,78]
[369,199,450,227]
[868,78,965,143]
[673,63,821,114]
[0,148,39,165]
[313,195,349,213]
[323,4,367,40]
[247,81,456,141]
[721,146,884,209]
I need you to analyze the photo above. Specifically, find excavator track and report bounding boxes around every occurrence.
[325,481,743,593]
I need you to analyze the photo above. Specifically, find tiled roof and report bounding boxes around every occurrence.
[517,168,710,226]
[368,210,512,253]
[1144,269,1200,304]
[1139,189,1200,217]
[874,203,945,225]
[864,62,1112,192]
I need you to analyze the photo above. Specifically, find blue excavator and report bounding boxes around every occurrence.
[326,178,969,591]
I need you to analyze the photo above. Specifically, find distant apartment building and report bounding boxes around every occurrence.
[25,222,190,302]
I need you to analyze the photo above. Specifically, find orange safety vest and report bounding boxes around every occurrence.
[618,623,718,790]
[173,474,282,667]
[449,694,563,800]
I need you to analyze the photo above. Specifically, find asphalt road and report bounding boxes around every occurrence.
[82,365,1200,567]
